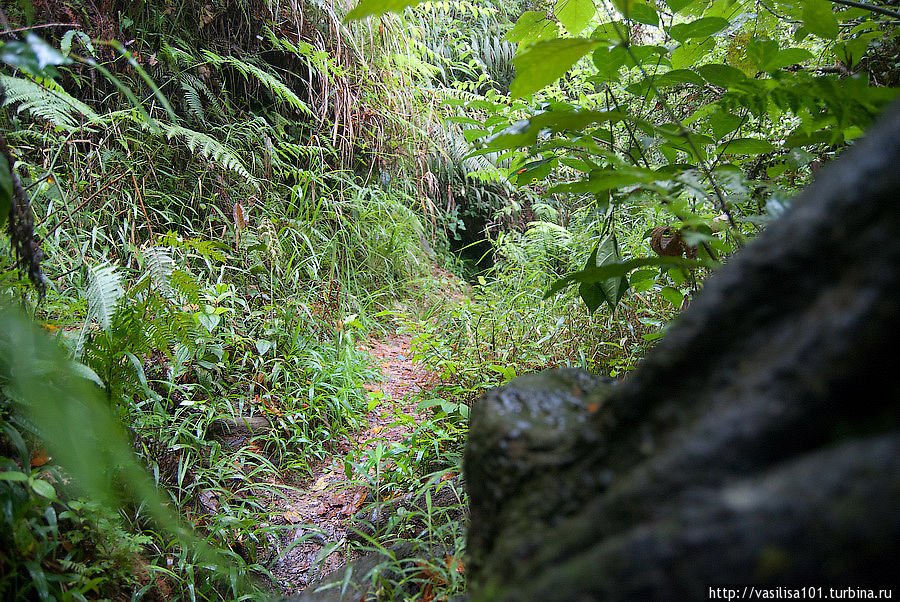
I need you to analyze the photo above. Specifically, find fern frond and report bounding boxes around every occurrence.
[179,75,206,124]
[170,269,201,305]
[85,263,125,331]
[161,123,259,188]
[143,246,176,297]
[0,75,103,130]
[201,50,312,116]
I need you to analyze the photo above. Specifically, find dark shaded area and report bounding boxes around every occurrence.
[464,101,900,599]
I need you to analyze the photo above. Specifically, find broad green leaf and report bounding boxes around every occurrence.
[555,0,595,35]
[802,0,838,39]
[511,38,598,97]
[832,32,877,68]
[624,45,669,68]
[592,45,628,80]
[511,158,557,184]
[660,286,685,308]
[547,256,704,297]
[764,47,814,71]
[629,2,660,26]
[30,478,56,499]
[0,155,11,231]
[0,470,28,482]
[577,238,630,312]
[656,68,705,86]
[697,63,747,87]
[345,0,424,20]
[596,236,630,309]
[667,17,729,42]
[718,138,777,155]
[746,38,779,73]
[665,0,695,13]
[506,11,560,47]
[463,128,490,143]
[707,111,743,140]
[671,38,715,69]
[591,21,627,42]
[549,166,658,193]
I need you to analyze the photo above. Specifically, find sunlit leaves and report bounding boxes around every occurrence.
[612,0,659,25]
[667,17,729,42]
[505,11,560,48]
[510,38,598,97]
[801,0,838,39]
[555,0,596,35]
[671,38,715,69]
[665,0,695,13]
[345,0,424,20]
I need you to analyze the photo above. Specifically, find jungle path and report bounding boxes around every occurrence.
[266,330,435,595]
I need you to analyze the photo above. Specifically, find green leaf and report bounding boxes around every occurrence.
[718,138,777,155]
[655,68,705,86]
[697,63,747,87]
[746,38,779,73]
[577,237,630,312]
[30,478,56,499]
[255,339,274,355]
[665,0,695,13]
[628,2,660,26]
[0,470,28,482]
[802,0,838,39]
[592,45,628,81]
[506,11,560,47]
[667,17,729,42]
[0,34,70,78]
[764,47,813,71]
[660,286,685,308]
[511,38,597,97]
[555,0,595,35]
[547,256,704,298]
[0,155,11,231]
[345,0,425,20]
[591,21,626,42]
[511,158,557,184]
[671,38,715,69]
[707,111,743,140]
[549,166,658,193]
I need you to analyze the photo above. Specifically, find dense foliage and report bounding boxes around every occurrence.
[1,0,897,598]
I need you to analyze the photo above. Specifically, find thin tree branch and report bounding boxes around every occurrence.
[829,0,900,19]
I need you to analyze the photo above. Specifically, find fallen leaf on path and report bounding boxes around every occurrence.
[284,511,304,524]
[311,475,331,491]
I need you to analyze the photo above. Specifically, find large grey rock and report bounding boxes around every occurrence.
[464,102,900,599]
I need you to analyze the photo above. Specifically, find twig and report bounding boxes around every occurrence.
[0,22,80,36]
[828,0,900,19]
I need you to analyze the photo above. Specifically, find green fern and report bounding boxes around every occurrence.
[0,75,104,130]
[160,124,258,188]
[200,50,312,116]
[85,263,125,331]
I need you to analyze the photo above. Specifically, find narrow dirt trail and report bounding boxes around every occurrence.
[267,331,433,595]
